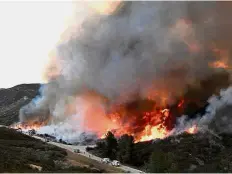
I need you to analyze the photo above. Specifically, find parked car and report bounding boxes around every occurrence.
[111,160,120,167]
[102,158,111,164]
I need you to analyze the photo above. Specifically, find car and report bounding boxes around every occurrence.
[74,149,80,153]
[111,160,120,167]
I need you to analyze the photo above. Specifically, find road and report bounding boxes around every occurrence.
[33,135,143,173]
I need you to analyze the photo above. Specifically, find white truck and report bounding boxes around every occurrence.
[111,160,120,167]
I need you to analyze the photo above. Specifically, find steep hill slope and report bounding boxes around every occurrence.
[0,84,40,125]
[145,132,232,172]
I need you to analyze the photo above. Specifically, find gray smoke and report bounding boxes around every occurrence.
[19,2,232,140]
[174,86,232,136]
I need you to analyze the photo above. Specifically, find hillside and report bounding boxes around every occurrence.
[0,127,105,173]
[133,132,232,172]
[0,84,40,125]
[89,131,232,172]
[0,126,66,172]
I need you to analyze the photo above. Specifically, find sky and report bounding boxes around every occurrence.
[0,2,76,88]
[0,1,120,88]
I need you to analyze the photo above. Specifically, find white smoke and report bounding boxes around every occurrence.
[37,122,97,144]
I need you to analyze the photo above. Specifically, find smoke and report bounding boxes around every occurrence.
[37,122,98,144]
[174,86,232,136]
[19,2,232,142]
[201,86,232,134]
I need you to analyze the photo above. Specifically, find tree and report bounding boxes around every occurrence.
[105,131,118,160]
[95,140,108,158]
[117,134,134,164]
[146,149,178,173]
[96,141,106,149]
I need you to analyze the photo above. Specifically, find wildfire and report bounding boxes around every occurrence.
[100,100,173,142]
[209,60,229,69]
[100,98,200,142]
[14,94,200,143]
[186,125,198,134]
[138,124,168,142]
[16,13,214,143]
[10,122,44,132]
[209,44,231,70]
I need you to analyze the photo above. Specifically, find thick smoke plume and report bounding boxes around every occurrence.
[19,2,232,142]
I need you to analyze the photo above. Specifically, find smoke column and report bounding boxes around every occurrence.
[19,2,232,142]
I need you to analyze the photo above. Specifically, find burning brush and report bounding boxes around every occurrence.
[10,121,46,132]
[100,98,199,142]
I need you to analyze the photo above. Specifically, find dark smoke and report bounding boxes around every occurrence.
[19,2,232,140]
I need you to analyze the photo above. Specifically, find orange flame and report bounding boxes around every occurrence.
[178,99,184,108]
[210,61,229,69]
[209,44,230,69]
[138,124,168,142]
[186,125,198,134]
[11,122,43,131]
[100,98,200,142]
[100,104,171,142]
